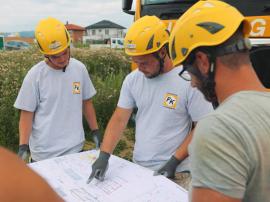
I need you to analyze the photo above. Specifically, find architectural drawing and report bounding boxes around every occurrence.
[29,150,188,202]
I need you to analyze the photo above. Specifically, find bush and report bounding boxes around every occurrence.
[72,48,130,80]
[0,47,133,153]
[0,48,43,151]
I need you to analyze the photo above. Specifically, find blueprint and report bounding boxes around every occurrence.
[29,150,188,202]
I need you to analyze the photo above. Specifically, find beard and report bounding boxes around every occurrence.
[196,77,219,108]
[144,63,161,79]
[145,70,160,79]
[189,63,218,108]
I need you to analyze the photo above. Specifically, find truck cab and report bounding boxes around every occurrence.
[123,0,270,88]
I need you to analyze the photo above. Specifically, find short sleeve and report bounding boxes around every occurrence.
[14,70,39,112]
[186,85,213,121]
[117,75,136,109]
[82,65,96,100]
[189,115,250,199]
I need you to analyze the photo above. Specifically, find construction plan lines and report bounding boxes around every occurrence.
[29,150,188,202]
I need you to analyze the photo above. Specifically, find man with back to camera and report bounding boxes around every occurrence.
[169,0,270,201]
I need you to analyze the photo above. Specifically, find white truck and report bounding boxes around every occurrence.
[110,38,124,49]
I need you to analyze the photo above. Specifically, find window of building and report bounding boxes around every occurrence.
[92,30,96,35]
[105,29,109,35]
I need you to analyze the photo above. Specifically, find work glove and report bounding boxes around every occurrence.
[18,144,30,162]
[92,129,102,149]
[87,151,110,183]
[153,156,181,178]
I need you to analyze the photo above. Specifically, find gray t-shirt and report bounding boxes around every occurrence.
[14,58,96,161]
[118,66,213,172]
[189,91,270,201]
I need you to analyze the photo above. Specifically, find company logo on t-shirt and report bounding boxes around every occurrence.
[163,93,178,109]
[73,82,81,94]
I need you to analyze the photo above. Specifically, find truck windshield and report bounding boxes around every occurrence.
[141,0,198,19]
[142,0,195,5]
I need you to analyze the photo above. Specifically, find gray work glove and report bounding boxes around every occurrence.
[87,151,110,183]
[18,144,30,162]
[153,156,181,178]
[92,129,102,149]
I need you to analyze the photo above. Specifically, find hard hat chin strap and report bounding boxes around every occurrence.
[152,51,166,77]
[157,55,165,75]
[202,60,219,109]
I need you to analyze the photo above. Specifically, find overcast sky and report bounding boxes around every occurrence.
[0,0,134,32]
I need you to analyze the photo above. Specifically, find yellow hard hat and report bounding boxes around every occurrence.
[35,17,70,55]
[169,0,251,66]
[124,16,169,56]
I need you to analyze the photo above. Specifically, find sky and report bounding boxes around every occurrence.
[0,0,134,32]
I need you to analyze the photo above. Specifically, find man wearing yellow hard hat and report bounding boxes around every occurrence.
[87,15,213,188]
[169,0,270,201]
[14,17,100,162]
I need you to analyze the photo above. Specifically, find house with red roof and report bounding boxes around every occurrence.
[65,22,86,44]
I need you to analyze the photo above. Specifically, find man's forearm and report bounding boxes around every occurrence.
[101,120,125,154]
[83,99,99,130]
[101,107,132,154]
[19,110,34,145]
[174,128,194,160]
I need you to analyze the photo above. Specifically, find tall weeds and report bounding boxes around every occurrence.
[0,47,132,152]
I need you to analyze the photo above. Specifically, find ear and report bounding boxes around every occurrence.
[158,46,167,58]
[195,51,210,75]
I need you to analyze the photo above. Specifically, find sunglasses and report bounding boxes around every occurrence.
[178,68,191,81]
